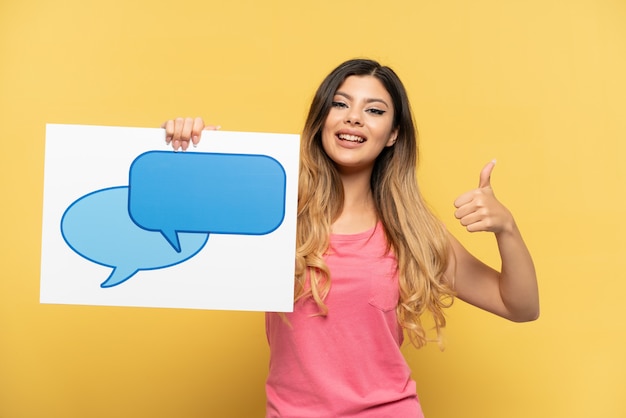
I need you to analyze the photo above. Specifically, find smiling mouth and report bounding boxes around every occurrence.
[338,134,366,143]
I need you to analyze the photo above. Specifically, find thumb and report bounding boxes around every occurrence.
[478,159,497,188]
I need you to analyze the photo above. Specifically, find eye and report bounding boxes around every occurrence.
[367,108,386,115]
[331,101,348,108]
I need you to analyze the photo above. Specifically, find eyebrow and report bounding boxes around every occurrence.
[334,91,390,108]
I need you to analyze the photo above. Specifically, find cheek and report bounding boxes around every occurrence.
[322,112,339,131]
[320,131,333,155]
[320,122,336,145]
[381,122,397,142]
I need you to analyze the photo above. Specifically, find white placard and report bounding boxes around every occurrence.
[40,124,299,312]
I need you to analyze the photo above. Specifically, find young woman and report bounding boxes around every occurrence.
[163,59,539,417]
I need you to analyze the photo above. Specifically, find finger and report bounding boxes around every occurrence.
[172,117,185,141]
[170,117,187,150]
[454,204,474,220]
[162,120,174,144]
[453,190,475,208]
[478,159,497,189]
[193,124,222,147]
[464,220,489,233]
[458,207,487,225]
[179,117,196,151]
[190,117,205,147]
[456,207,491,232]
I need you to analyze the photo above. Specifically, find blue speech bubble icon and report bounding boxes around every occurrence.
[61,186,209,288]
[128,151,286,252]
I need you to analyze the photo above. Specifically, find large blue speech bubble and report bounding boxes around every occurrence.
[128,151,286,252]
[61,186,209,288]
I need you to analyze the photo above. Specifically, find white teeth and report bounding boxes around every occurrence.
[338,134,365,143]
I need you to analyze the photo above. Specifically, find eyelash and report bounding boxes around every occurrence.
[331,101,386,115]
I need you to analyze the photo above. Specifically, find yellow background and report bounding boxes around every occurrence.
[1,0,625,417]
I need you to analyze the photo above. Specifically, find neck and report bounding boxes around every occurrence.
[331,169,377,234]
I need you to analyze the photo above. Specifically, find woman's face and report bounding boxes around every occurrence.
[321,75,398,175]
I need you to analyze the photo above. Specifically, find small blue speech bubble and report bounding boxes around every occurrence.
[128,151,286,252]
[61,186,209,288]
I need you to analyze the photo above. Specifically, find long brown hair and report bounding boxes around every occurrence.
[295,59,454,347]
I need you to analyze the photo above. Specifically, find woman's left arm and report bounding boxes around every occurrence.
[447,160,539,322]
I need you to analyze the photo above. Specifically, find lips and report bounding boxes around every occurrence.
[337,133,366,143]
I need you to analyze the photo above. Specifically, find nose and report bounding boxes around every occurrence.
[345,108,362,126]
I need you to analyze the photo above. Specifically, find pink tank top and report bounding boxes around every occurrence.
[265,223,424,417]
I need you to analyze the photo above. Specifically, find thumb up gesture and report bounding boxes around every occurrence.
[453,160,514,234]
